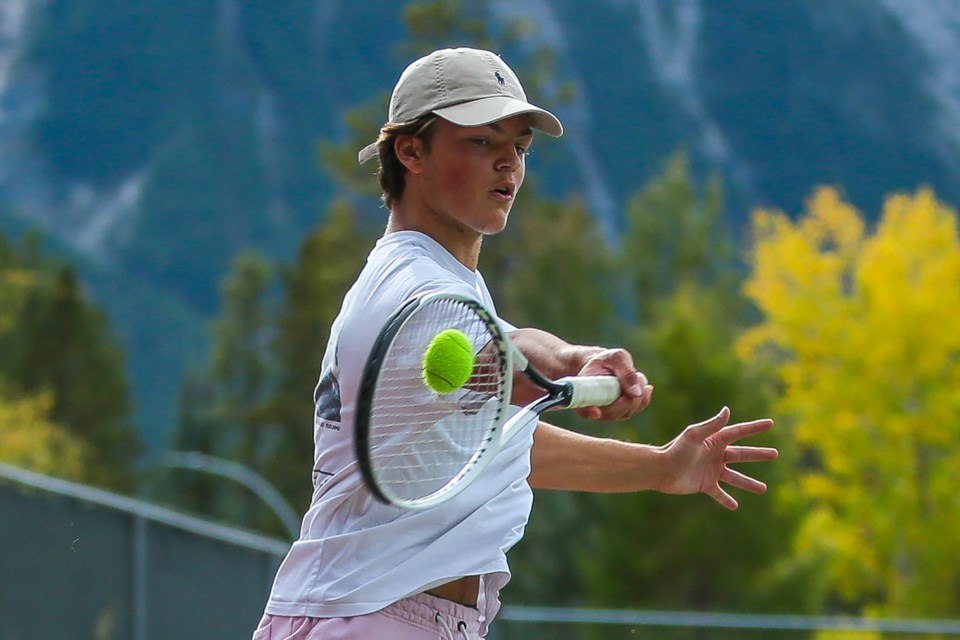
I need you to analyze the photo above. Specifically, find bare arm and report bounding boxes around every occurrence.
[529,408,779,510]
[529,421,665,492]
[508,328,603,380]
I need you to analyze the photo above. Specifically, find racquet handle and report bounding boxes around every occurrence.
[557,376,623,409]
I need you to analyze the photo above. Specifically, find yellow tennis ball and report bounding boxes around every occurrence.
[422,329,475,394]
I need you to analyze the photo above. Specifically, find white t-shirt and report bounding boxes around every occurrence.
[264,231,536,634]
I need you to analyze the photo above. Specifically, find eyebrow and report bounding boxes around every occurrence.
[488,122,534,139]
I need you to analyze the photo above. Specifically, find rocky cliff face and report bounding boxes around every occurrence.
[2,0,957,447]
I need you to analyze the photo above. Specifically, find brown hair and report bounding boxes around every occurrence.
[375,115,438,209]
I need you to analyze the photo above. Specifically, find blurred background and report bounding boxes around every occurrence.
[1,0,959,638]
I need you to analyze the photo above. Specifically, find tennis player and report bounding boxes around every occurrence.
[252,47,777,640]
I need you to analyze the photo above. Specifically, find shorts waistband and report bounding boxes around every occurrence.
[381,591,481,636]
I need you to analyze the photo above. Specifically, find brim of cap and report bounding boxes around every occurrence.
[357,97,564,164]
[358,142,378,164]
[433,96,563,138]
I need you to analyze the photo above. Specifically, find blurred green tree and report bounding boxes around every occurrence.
[0,233,141,491]
[168,207,375,536]
[168,251,278,528]
[575,155,792,613]
[0,248,88,479]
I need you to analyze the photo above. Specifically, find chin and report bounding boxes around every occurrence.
[479,217,510,236]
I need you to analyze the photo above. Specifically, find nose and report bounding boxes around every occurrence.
[495,143,523,172]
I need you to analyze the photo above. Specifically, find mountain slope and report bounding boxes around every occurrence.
[1,0,957,448]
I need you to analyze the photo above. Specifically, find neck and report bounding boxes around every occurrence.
[386,205,482,271]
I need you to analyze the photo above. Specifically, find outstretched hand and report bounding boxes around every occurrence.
[658,407,778,510]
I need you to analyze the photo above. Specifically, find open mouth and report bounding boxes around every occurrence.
[493,185,514,197]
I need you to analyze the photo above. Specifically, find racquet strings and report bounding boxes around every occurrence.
[366,297,509,504]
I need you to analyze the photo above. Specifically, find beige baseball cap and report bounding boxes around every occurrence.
[358,47,564,164]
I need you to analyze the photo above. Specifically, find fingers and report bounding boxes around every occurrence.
[688,406,731,437]
[725,445,779,464]
[623,368,648,398]
[576,349,653,421]
[580,348,635,380]
[721,467,767,494]
[708,469,766,510]
[688,409,776,510]
[576,382,653,422]
[689,412,775,450]
[708,485,739,511]
[576,406,603,420]
[607,383,653,421]
[717,418,775,443]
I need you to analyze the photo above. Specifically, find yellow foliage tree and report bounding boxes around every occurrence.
[0,266,87,480]
[0,385,87,479]
[739,187,960,616]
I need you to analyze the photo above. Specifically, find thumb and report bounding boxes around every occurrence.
[576,406,603,420]
[690,406,730,438]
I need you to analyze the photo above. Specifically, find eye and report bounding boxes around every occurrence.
[470,137,490,146]
[515,144,532,157]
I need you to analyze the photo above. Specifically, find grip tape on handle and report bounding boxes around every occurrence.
[558,376,623,409]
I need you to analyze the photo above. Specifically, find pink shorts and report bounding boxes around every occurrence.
[252,592,484,640]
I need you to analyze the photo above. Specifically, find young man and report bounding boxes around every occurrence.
[253,47,777,640]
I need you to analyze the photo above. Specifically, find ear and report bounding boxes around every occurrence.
[394,135,426,174]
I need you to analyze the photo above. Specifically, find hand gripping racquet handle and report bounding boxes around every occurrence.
[557,376,623,409]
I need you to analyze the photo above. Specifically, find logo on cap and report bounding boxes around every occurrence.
[495,71,505,86]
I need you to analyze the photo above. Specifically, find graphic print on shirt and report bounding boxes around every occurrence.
[314,362,342,428]
[313,355,343,489]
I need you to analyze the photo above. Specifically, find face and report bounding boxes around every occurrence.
[400,115,533,239]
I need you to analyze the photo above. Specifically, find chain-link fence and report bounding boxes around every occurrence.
[490,607,960,639]
[4,462,959,640]
[0,462,285,640]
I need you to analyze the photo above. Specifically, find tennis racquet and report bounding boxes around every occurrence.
[354,292,622,509]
